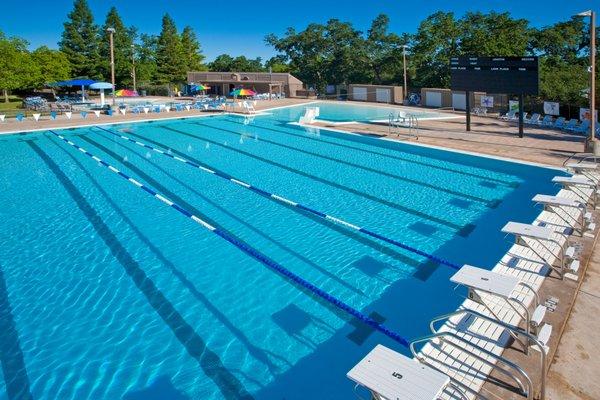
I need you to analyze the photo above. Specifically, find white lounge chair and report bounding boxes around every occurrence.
[499,110,517,120]
[540,115,554,126]
[553,117,566,129]
[561,119,578,131]
[568,119,590,134]
[524,113,541,124]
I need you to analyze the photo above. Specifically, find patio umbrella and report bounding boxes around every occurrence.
[89,82,113,106]
[196,84,211,91]
[230,88,256,97]
[115,89,139,97]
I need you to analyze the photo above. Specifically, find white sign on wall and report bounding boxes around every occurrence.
[480,96,494,108]
[580,108,598,122]
[508,100,519,112]
[543,101,560,116]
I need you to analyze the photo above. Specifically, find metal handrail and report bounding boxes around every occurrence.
[410,331,532,399]
[427,308,547,399]
[562,152,599,167]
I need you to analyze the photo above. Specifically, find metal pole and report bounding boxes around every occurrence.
[131,44,137,93]
[519,93,524,138]
[107,28,116,106]
[591,11,596,143]
[403,45,408,102]
[466,90,471,131]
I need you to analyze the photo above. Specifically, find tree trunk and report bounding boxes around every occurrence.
[3,89,8,103]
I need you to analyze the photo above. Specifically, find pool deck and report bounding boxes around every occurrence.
[0,98,315,136]
[308,107,585,168]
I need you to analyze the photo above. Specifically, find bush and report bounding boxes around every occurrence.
[137,84,171,97]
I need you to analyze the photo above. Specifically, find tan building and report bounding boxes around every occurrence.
[187,71,304,97]
[348,84,404,104]
[420,88,509,112]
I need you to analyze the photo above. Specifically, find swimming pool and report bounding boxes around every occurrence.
[0,104,563,400]
[300,101,458,123]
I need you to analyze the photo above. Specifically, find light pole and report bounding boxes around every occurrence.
[107,27,116,106]
[402,45,409,103]
[131,44,137,93]
[577,10,596,150]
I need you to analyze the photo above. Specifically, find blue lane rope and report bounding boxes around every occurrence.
[94,125,462,271]
[48,129,411,348]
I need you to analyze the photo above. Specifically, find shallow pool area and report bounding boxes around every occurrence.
[296,101,459,123]
[0,103,565,400]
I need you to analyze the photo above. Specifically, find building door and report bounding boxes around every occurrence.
[452,93,466,110]
[425,92,442,107]
[375,88,391,103]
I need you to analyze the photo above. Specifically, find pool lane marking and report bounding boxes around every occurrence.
[47,129,411,348]
[93,125,461,271]
[225,116,519,187]
[156,124,467,232]
[188,120,499,207]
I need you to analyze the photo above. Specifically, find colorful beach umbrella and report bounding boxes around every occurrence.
[230,88,256,97]
[115,89,139,97]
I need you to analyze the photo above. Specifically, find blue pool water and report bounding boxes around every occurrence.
[304,101,453,122]
[0,104,563,400]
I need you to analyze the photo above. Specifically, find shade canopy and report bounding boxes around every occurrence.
[52,79,97,87]
[89,82,113,90]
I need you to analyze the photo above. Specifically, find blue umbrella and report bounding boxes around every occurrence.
[51,79,98,101]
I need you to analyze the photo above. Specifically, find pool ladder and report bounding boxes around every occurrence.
[388,112,419,139]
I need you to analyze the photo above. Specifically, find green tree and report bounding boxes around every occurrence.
[322,19,362,86]
[59,0,100,78]
[459,12,530,56]
[135,34,158,84]
[208,54,235,71]
[181,26,205,71]
[207,54,264,72]
[99,7,136,87]
[266,24,329,91]
[0,32,38,102]
[531,17,588,105]
[155,14,187,85]
[362,14,405,84]
[30,46,71,88]
[410,12,461,88]
[265,55,290,73]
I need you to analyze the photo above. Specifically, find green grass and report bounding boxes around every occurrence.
[0,97,25,117]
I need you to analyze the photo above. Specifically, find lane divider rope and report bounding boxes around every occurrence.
[48,129,411,347]
[94,125,462,271]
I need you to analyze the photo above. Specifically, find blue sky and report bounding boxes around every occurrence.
[1,0,597,61]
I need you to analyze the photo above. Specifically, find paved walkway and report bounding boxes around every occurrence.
[313,108,585,167]
[546,246,600,400]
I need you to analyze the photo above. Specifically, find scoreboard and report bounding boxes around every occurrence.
[450,57,539,95]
